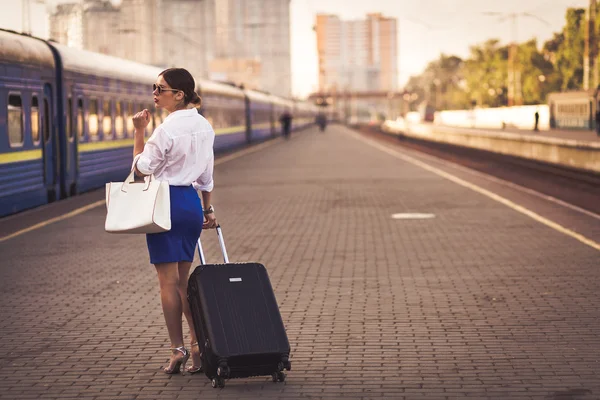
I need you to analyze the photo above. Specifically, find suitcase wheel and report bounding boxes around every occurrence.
[272,371,286,383]
[211,377,225,389]
[280,357,291,371]
[217,364,230,378]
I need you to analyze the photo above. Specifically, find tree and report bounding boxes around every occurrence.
[552,8,586,91]
[402,6,592,110]
[518,39,558,104]
[462,39,509,107]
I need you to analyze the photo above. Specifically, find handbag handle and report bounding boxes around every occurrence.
[121,170,155,192]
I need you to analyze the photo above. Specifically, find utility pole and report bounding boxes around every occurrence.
[585,5,590,90]
[509,14,517,105]
[483,11,550,106]
[591,0,598,89]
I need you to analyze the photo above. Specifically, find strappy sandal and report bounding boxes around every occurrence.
[186,342,203,374]
[164,346,190,375]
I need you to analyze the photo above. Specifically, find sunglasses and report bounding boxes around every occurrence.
[153,84,181,95]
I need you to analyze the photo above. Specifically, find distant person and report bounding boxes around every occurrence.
[280,111,293,139]
[534,110,540,131]
[316,113,327,131]
[596,110,600,135]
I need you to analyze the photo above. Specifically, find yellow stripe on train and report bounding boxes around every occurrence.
[79,138,135,153]
[0,149,42,164]
[78,127,247,153]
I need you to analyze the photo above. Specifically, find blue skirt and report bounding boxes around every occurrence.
[146,185,203,264]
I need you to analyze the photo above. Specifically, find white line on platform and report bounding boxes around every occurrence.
[0,138,282,243]
[349,130,600,252]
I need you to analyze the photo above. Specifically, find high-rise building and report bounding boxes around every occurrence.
[316,12,398,92]
[211,0,291,96]
[49,3,85,49]
[49,0,292,97]
[116,0,168,69]
[82,1,120,55]
[49,0,119,53]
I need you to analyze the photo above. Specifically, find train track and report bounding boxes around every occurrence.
[357,126,600,216]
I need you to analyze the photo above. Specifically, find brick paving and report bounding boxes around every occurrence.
[0,125,599,400]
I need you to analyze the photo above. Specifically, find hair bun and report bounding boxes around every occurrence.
[190,91,202,107]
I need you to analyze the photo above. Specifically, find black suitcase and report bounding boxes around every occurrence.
[187,226,291,389]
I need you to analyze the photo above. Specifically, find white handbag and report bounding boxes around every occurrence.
[105,171,171,234]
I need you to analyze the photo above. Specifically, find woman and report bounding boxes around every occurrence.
[132,68,216,375]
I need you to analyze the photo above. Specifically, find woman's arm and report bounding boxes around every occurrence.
[132,110,150,177]
[201,190,217,229]
[133,127,146,177]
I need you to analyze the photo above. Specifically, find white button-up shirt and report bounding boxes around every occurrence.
[134,108,215,192]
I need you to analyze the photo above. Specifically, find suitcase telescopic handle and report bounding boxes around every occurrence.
[197,225,230,265]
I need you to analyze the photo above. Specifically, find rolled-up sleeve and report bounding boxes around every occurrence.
[133,127,172,175]
[193,153,214,192]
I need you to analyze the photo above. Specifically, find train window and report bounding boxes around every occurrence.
[103,100,112,139]
[31,96,40,144]
[77,99,84,139]
[89,98,99,139]
[67,98,73,139]
[43,98,50,143]
[8,94,24,146]
[115,101,124,138]
[126,102,134,137]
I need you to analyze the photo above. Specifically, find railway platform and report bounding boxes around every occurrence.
[0,125,599,400]
[448,125,600,143]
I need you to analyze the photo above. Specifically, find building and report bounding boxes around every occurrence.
[82,1,120,55]
[49,0,292,97]
[49,0,119,53]
[209,58,262,89]
[316,12,398,93]
[115,0,164,66]
[211,0,291,96]
[49,3,84,49]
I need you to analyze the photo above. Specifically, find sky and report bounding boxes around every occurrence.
[0,0,592,98]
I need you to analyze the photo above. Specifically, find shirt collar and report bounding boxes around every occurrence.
[163,108,197,123]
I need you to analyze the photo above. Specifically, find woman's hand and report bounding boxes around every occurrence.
[203,213,217,229]
[133,109,150,131]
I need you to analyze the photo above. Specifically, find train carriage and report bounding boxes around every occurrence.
[293,101,318,130]
[244,89,275,141]
[271,95,294,135]
[54,44,162,194]
[196,80,247,152]
[0,29,315,218]
[0,30,60,217]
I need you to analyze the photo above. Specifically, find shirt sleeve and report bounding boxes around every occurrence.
[133,127,172,175]
[192,152,214,192]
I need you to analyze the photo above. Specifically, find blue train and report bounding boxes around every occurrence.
[0,29,319,218]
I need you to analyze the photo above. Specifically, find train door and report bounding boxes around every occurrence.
[64,94,77,195]
[42,83,59,202]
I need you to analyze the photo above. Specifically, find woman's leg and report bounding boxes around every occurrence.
[178,261,202,369]
[155,262,186,371]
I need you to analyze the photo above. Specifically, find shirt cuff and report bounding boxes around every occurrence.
[133,154,154,175]
[193,179,214,192]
